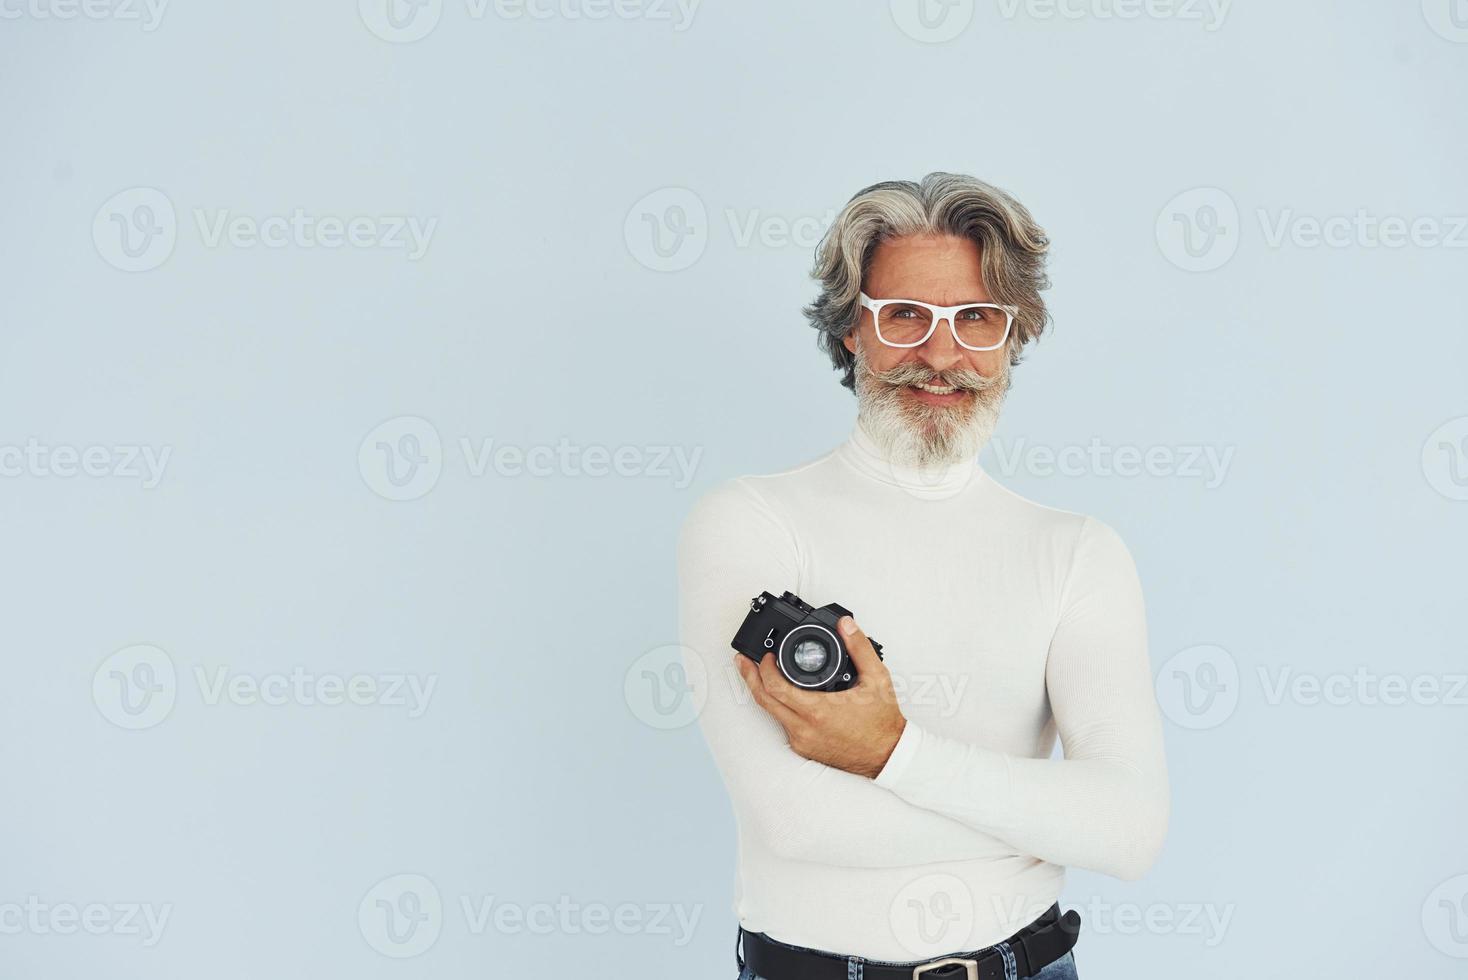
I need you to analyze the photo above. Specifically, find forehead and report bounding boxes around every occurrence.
[864,233,989,303]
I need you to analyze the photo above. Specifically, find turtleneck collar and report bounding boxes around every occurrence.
[836,419,981,499]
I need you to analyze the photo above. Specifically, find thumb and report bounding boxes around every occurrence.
[838,615,885,682]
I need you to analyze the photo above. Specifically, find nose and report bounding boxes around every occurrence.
[918,316,963,374]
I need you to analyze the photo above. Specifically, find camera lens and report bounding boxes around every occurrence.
[791,638,829,674]
[777,624,843,689]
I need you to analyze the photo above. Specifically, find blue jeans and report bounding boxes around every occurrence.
[737,947,1079,980]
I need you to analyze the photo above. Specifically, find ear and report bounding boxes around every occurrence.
[842,329,857,355]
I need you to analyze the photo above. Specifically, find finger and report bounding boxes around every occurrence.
[756,648,822,714]
[838,616,887,684]
[736,654,805,730]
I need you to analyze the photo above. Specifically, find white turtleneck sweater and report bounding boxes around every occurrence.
[677,423,1169,961]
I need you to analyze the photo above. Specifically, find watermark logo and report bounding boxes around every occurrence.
[0,440,171,487]
[194,666,437,716]
[1423,874,1468,957]
[1257,209,1468,250]
[994,0,1230,29]
[487,0,700,29]
[361,0,699,37]
[996,896,1234,947]
[625,188,706,272]
[359,0,443,41]
[93,187,176,272]
[1422,416,1468,501]
[94,189,437,269]
[0,0,169,31]
[1422,0,1468,42]
[358,421,703,499]
[988,436,1235,488]
[459,895,701,943]
[92,645,177,730]
[625,645,707,730]
[889,873,974,958]
[889,0,974,43]
[1155,644,1238,730]
[1160,188,1468,270]
[1156,187,1238,272]
[359,873,443,958]
[93,648,437,726]
[0,897,172,946]
[1257,667,1467,708]
[725,662,971,718]
[359,416,443,501]
[459,437,701,486]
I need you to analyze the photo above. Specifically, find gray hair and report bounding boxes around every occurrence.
[803,172,1052,390]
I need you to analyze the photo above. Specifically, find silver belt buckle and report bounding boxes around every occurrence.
[912,956,979,980]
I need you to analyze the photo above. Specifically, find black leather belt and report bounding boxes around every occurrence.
[739,903,1080,980]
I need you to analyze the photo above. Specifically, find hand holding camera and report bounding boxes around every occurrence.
[731,591,885,692]
[730,590,907,779]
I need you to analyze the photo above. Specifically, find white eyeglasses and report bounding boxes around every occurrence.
[858,292,1018,352]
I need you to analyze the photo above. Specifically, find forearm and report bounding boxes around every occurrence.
[873,720,1169,879]
[875,517,1171,880]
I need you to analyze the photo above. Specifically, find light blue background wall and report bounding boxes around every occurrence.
[1,2,1465,977]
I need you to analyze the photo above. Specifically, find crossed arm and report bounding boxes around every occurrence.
[678,480,1169,878]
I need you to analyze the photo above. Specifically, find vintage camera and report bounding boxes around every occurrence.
[730,590,885,692]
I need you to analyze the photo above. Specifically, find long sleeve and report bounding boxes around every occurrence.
[678,478,1023,869]
[873,517,1170,880]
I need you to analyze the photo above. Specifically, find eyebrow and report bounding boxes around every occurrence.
[877,295,995,305]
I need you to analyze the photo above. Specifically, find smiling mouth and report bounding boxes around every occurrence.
[910,382,958,395]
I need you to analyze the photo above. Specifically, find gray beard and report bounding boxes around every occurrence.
[852,341,1009,468]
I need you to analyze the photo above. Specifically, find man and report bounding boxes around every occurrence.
[678,173,1169,980]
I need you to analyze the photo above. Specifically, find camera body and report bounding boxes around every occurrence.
[730,590,885,692]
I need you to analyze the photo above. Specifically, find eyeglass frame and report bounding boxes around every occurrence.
[857,292,1019,352]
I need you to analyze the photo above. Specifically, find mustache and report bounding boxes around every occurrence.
[865,360,1008,393]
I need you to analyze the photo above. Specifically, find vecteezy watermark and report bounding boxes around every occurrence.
[459,895,701,945]
[633,653,975,731]
[994,896,1235,948]
[1155,187,1239,272]
[994,0,1230,30]
[359,874,443,958]
[92,645,177,730]
[888,0,975,43]
[624,188,706,272]
[1422,0,1468,43]
[0,0,168,30]
[1157,644,1468,730]
[357,0,700,43]
[1422,416,1468,501]
[889,874,975,958]
[1157,186,1468,271]
[987,437,1235,489]
[0,897,172,946]
[724,662,972,718]
[1256,209,1468,250]
[1423,874,1468,958]
[92,645,438,730]
[623,187,835,272]
[459,437,700,487]
[193,666,437,717]
[625,645,708,731]
[357,416,703,501]
[0,439,171,488]
[1257,667,1468,708]
[92,187,177,272]
[1155,644,1240,730]
[357,873,702,957]
[92,188,438,272]
[890,0,1227,43]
